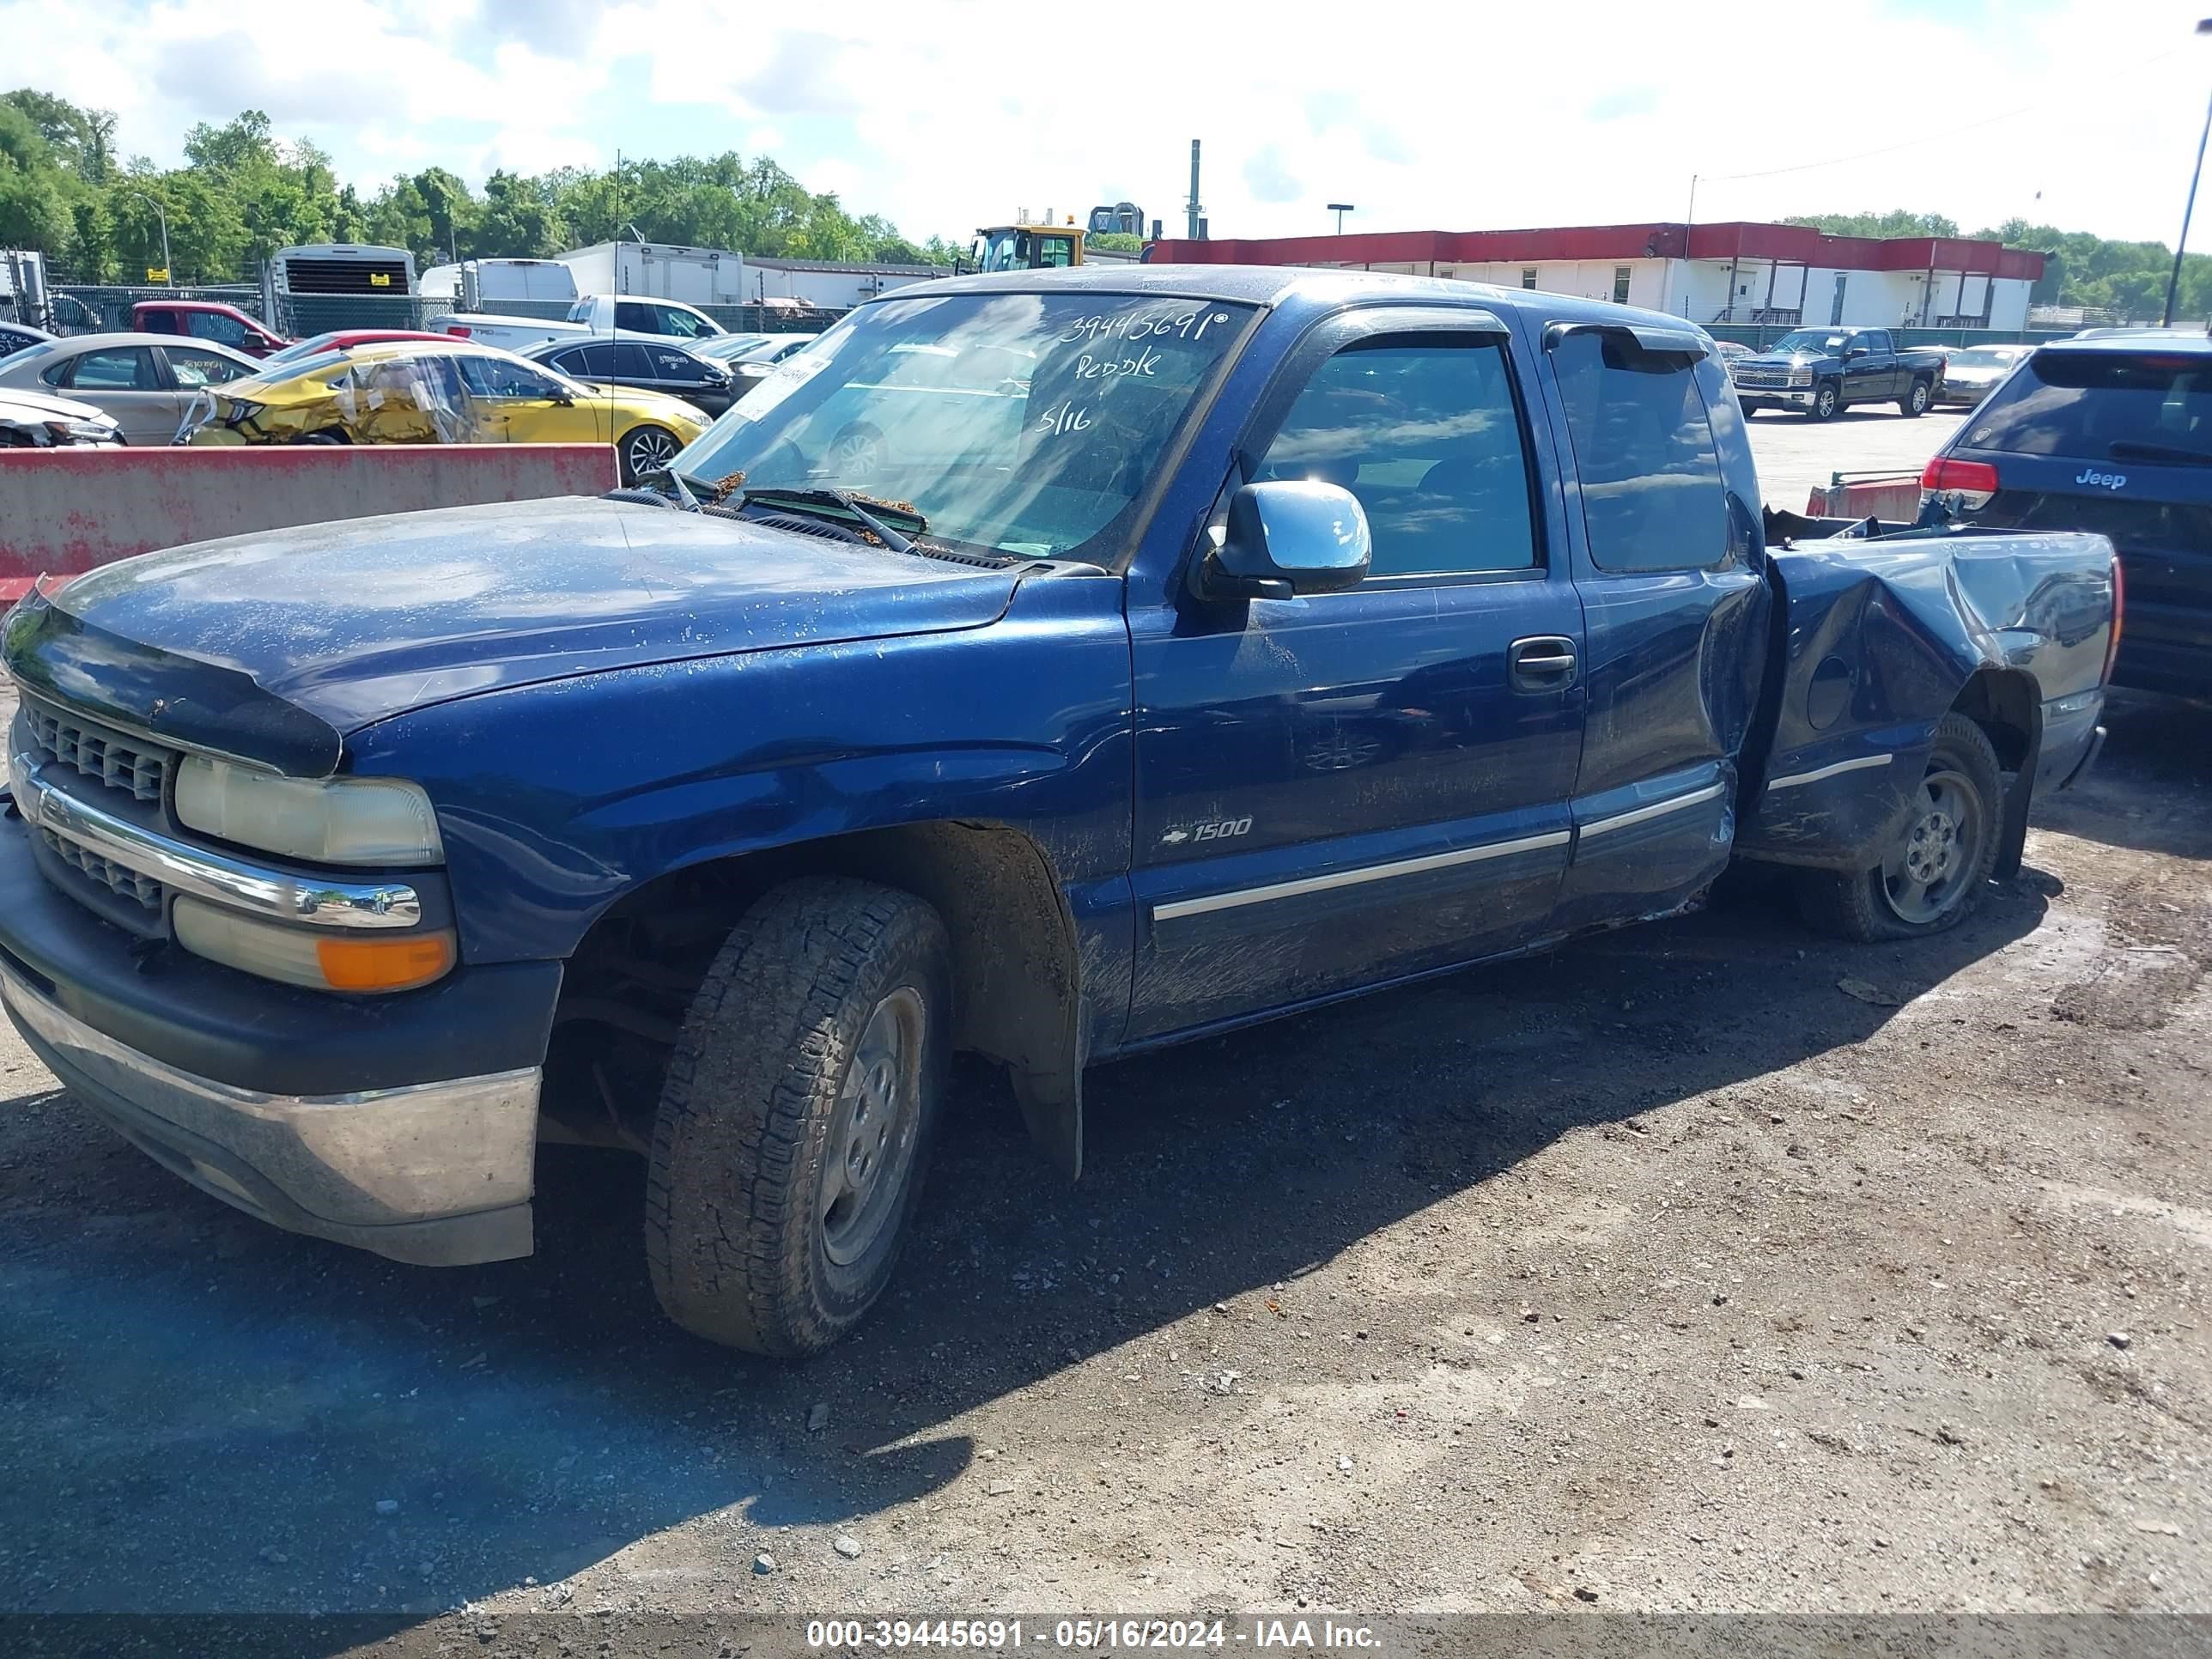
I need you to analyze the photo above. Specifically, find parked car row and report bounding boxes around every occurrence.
[1713,329,2040,418]
[177,338,712,482]
[0,332,264,443]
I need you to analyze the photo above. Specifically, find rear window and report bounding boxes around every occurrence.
[1962,350,2212,460]
[1552,330,1730,571]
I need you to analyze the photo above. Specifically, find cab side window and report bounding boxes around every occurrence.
[186,311,250,347]
[1550,330,1729,572]
[1255,337,1540,578]
[456,354,562,399]
[614,301,656,332]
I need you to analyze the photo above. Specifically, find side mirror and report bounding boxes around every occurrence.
[550,389,575,406]
[1200,480,1371,602]
[1845,346,1869,359]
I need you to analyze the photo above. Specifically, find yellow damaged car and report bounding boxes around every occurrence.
[181,339,709,483]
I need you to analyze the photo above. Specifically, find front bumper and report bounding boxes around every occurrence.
[0,804,562,1265]
[0,956,538,1265]
[1736,385,1814,408]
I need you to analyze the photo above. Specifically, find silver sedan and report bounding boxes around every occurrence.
[0,331,261,443]
[1932,343,2033,408]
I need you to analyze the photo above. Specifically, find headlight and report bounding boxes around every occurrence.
[46,418,116,443]
[173,896,456,994]
[173,757,444,866]
[1787,369,1814,387]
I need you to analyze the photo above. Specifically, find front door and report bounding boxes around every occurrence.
[1540,325,1769,931]
[52,345,178,443]
[1127,312,1586,1040]
[1844,328,1895,403]
[453,353,594,444]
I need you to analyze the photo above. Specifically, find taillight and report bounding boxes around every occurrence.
[443,325,471,338]
[1920,457,1998,512]
[2105,553,2125,684]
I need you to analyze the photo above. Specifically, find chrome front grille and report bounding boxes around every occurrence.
[1734,368,1788,388]
[40,826,166,912]
[25,699,173,805]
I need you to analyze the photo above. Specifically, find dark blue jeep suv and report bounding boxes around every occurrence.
[1923,331,2212,696]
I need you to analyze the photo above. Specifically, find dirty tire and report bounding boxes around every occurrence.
[1795,713,2004,942]
[647,878,950,1357]
[1808,380,1842,421]
[1899,377,1931,416]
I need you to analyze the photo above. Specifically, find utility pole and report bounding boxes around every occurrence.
[1680,173,1700,319]
[2161,19,2212,327]
[1185,140,1203,240]
[127,191,171,284]
[1328,203,1356,234]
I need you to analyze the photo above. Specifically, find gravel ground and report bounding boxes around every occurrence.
[1,684,2209,1649]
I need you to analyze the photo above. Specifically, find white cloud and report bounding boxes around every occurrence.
[3,0,2208,251]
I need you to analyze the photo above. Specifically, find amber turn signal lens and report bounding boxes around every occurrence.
[315,931,457,992]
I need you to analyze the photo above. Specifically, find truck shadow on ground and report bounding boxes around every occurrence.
[0,871,2051,1629]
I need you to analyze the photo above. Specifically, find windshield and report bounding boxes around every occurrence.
[670,291,1254,559]
[696,333,774,361]
[1770,331,1850,355]
[1949,347,2021,373]
[1960,350,2212,459]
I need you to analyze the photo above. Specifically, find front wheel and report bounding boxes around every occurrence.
[1795,713,2004,941]
[646,878,951,1356]
[619,422,681,484]
[1899,378,1931,416]
[1807,380,1842,421]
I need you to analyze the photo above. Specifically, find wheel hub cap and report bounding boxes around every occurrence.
[819,988,924,1267]
[1904,808,1959,883]
[1881,766,1984,925]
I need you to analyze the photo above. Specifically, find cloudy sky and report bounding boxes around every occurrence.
[6,0,2210,249]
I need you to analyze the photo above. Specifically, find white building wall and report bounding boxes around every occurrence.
[1271,251,2036,332]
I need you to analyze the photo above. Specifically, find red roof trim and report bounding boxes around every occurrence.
[1147,221,2045,281]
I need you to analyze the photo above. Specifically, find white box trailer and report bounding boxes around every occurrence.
[557,241,749,307]
[420,258,580,310]
[744,258,945,310]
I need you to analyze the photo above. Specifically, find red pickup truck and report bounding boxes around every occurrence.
[131,300,289,358]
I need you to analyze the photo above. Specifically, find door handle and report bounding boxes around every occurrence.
[1509,635,1577,693]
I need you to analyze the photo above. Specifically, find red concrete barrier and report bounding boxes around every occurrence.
[1804,477,1925,521]
[0,444,619,602]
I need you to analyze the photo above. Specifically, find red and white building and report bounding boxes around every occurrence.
[1146,221,2046,331]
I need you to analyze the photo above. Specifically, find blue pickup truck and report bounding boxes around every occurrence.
[0,268,2118,1356]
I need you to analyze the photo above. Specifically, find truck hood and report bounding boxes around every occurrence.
[10,497,1022,770]
[1740,349,1830,368]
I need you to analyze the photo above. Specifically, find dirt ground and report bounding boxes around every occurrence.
[1,659,2209,1656]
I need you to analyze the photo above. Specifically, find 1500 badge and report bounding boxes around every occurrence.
[1159,817,1255,846]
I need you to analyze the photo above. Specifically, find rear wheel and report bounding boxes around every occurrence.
[1796,713,2003,941]
[1899,377,1931,416]
[646,878,951,1356]
[619,422,680,484]
[1807,380,1842,421]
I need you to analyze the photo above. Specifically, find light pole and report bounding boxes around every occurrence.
[1327,203,1355,234]
[2162,18,2212,327]
[127,191,171,285]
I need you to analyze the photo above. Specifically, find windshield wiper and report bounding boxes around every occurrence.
[2108,440,2212,466]
[738,486,927,554]
[635,466,707,510]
